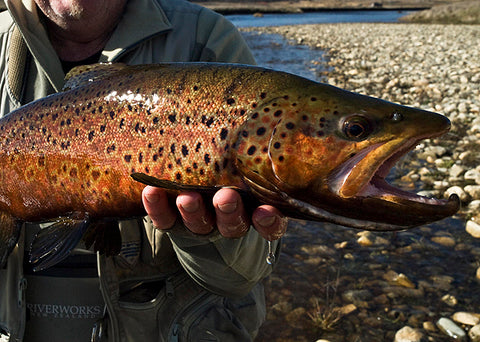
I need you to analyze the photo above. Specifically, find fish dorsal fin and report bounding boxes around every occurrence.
[63,62,128,91]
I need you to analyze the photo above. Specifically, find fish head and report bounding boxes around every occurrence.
[235,82,459,230]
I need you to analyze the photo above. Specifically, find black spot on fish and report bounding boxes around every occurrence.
[247,146,256,155]
[262,147,268,153]
[286,122,295,130]
[311,97,317,102]
[75,129,79,137]
[199,169,205,176]
[263,107,270,113]
[153,117,160,124]
[256,127,266,136]
[168,163,173,170]
[99,106,103,113]
[333,110,339,115]
[204,153,211,165]
[220,128,228,140]
[145,167,150,174]
[186,117,191,125]
[109,111,115,119]
[75,108,80,115]
[124,155,132,163]
[252,103,257,109]
[168,114,176,123]
[201,115,207,124]
[241,130,249,138]
[193,162,198,169]
[317,131,324,137]
[226,98,235,105]
[166,88,172,95]
[153,154,158,161]
[66,119,71,125]
[214,161,220,173]
[205,117,214,127]
[193,85,198,91]
[134,123,140,133]
[181,145,189,157]
[158,147,164,155]
[260,92,267,99]
[278,156,285,162]
[42,127,47,135]
[170,143,176,154]
[107,144,116,153]
[100,125,106,132]
[128,104,133,111]
[176,172,182,180]
[186,167,192,174]
[92,170,100,181]
[274,110,282,117]
[302,115,308,121]
[274,142,281,149]
[60,120,65,126]
[148,143,153,149]
[252,112,259,119]
[88,131,95,141]
[119,118,125,129]
[254,157,262,164]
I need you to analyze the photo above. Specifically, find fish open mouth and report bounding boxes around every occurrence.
[329,137,452,206]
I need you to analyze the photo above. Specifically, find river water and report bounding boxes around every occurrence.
[226,10,415,27]
[230,12,479,342]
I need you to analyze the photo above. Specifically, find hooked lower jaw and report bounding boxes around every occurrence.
[329,137,454,207]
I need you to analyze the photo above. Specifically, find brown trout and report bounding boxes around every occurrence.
[0,63,459,270]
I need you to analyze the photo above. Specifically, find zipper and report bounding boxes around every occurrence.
[17,277,27,308]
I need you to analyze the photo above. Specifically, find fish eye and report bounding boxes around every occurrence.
[342,115,373,141]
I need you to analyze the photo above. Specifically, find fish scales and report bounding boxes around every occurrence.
[0,64,300,220]
[0,62,459,270]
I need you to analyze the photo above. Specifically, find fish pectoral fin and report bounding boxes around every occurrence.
[83,219,121,257]
[131,172,220,194]
[0,212,22,269]
[29,212,90,272]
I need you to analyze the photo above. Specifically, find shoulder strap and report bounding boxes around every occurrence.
[8,26,29,105]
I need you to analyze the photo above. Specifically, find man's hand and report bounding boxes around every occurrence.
[142,186,287,240]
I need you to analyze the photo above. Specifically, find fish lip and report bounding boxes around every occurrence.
[328,135,453,208]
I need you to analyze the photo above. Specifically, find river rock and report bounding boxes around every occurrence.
[436,317,466,340]
[469,324,480,342]
[452,311,480,326]
[465,169,480,184]
[394,326,424,342]
[465,185,480,200]
[445,186,468,202]
[466,220,480,238]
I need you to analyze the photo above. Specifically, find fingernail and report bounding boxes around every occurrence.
[180,200,199,213]
[145,193,159,204]
[256,215,276,227]
[218,201,237,214]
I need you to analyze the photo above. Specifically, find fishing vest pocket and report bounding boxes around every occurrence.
[100,265,264,342]
[23,273,104,342]
[168,282,266,342]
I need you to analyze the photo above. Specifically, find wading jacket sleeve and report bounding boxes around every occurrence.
[0,0,280,340]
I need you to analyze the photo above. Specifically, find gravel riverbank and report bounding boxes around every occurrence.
[243,24,480,341]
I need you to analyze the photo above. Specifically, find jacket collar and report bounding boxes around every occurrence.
[6,0,172,91]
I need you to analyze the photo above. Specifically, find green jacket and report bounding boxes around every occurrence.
[0,0,279,340]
